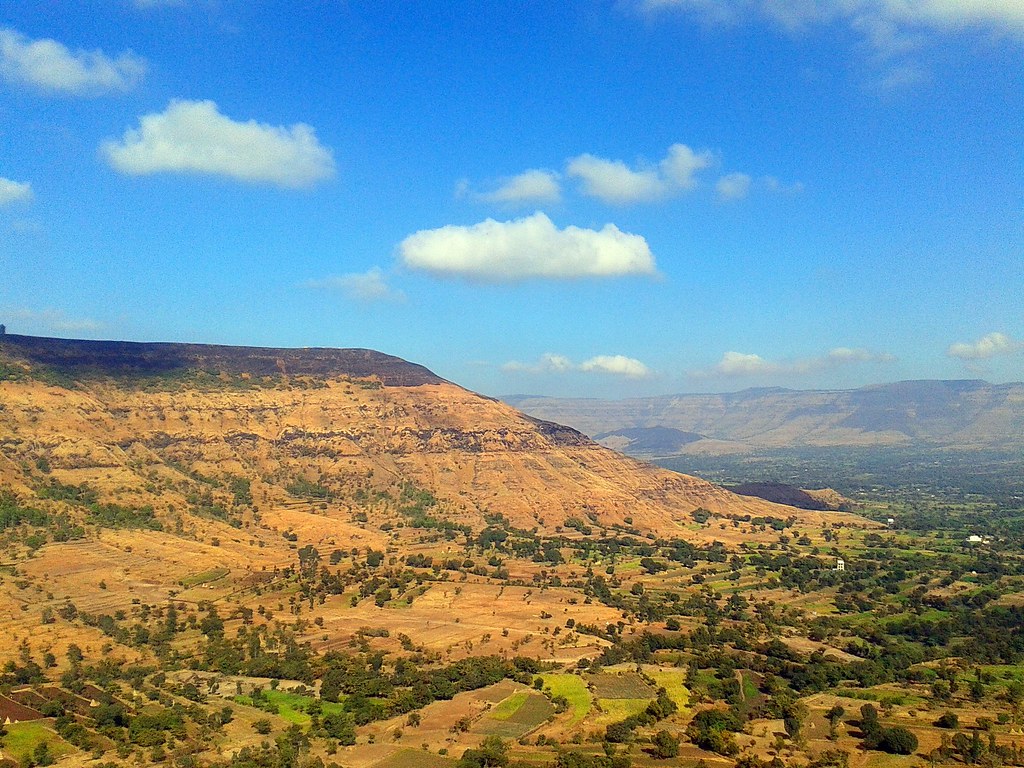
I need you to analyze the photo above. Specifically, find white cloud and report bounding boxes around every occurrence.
[639,0,1024,34]
[566,143,712,204]
[102,99,336,188]
[947,332,1023,360]
[306,268,405,304]
[716,172,752,201]
[638,0,1024,62]
[471,169,562,206]
[504,353,651,378]
[694,347,895,377]
[763,176,805,195]
[714,351,778,375]
[2,308,102,334]
[0,177,33,206]
[398,212,657,282]
[0,27,145,95]
[580,355,651,378]
[503,353,574,374]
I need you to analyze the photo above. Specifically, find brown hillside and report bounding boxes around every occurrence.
[0,336,856,540]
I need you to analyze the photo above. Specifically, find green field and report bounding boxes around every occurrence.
[180,567,230,587]
[589,698,651,726]
[541,673,592,726]
[489,690,530,720]
[476,692,554,737]
[233,689,347,725]
[1,721,75,763]
[643,667,690,711]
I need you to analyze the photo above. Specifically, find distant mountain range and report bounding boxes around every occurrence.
[505,380,1024,456]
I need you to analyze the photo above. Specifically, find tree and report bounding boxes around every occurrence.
[605,721,633,744]
[878,726,918,755]
[826,705,846,739]
[459,735,508,767]
[651,730,679,758]
[322,712,356,745]
[784,702,809,743]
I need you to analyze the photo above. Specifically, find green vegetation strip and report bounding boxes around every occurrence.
[489,690,529,721]
[541,673,592,725]
[180,568,230,588]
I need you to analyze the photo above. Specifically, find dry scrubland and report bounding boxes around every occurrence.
[1,344,1020,768]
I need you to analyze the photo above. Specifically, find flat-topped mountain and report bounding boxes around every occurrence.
[507,379,1024,456]
[0,334,843,542]
[0,332,445,386]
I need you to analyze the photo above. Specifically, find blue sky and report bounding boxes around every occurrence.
[1,1,1021,398]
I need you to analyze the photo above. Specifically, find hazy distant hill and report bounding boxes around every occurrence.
[506,379,1024,456]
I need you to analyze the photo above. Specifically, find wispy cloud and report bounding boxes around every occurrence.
[305,268,405,304]
[0,27,145,96]
[102,99,336,188]
[0,177,33,206]
[947,332,1023,360]
[504,353,652,378]
[763,176,805,195]
[1,307,103,334]
[398,212,657,282]
[638,0,1024,37]
[715,172,752,201]
[693,347,895,378]
[566,143,712,204]
[461,169,562,206]
[637,0,1024,89]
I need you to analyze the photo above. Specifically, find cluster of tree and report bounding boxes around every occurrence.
[858,704,918,754]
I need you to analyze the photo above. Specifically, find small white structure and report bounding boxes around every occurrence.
[835,557,845,572]
[887,518,896,527]
[966,534,985,545]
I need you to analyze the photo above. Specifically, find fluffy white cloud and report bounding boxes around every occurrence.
[472,169,562,206]
[947,332,1022,360]
[1,307,102,334]
[306,268,405,304]
[695,347,894,377]
[714,351,777,375]
[398,212,657,282]
[716,172,752,201]
[0,28,145,95]
[102,99,336,188]
[504,353,651,378]
[0,177,33,206]
[580,355,651,378]
[566,143,712,204]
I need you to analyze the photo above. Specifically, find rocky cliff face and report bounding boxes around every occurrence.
[0,336,849,540]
